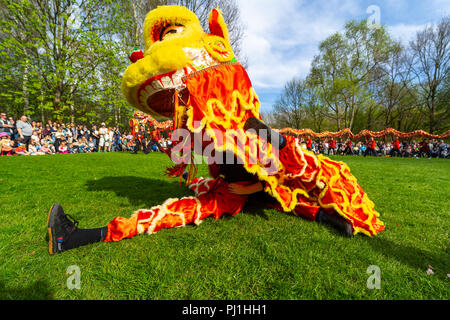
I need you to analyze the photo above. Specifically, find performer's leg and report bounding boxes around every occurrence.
[47,179,248,253]
[257,194,354,237]
[47,204,108,255]
[105,179,248,242]
[316,209,353,237]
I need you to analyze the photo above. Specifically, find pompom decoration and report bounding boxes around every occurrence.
[128,48,144,63]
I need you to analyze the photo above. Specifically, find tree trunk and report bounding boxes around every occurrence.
[23,58,30,113]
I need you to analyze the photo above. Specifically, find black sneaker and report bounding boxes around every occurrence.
[47,203,79,255]
[316,209,354,238]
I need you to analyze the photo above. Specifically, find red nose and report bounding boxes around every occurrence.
[128,49,144,63]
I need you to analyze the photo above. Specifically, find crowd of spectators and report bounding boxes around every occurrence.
[0,113,171,156]
[301,136,450,159]
[1,113,448,159]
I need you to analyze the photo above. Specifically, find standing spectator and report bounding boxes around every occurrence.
[112,127,120,152]
[344,139,353,155]
[438,140,447,158]
[54,127,64,151]
[91,125,99,151]
[323,140,329,155]
[0,113,13,134]
[98,123,108,152]
[81,125,90,141]
[7,116,16,138]
[16,115,33,148]
[327,138,336,155]
[364,137,377,157]
[420,140,430,158]
[108,127,114,152]
[48,120,56,133]
[390,136,401,157]
[306,136,312,151]
[70,123,78,141]
[133,125,148,154]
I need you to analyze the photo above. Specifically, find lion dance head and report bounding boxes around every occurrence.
[122,5,259,125]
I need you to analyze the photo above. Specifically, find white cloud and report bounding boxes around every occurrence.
[387,23,428,45]
[235,0,448,112]
[237,0,363,89]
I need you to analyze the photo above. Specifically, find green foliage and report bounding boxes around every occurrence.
[0,0,136,125]
[271,18,449,134]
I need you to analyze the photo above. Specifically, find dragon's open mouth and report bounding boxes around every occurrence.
[137,68,190,119]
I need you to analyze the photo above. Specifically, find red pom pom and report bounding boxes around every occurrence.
[128,49,144,63]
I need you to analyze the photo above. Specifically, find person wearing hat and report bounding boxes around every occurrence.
[1,132,13,156]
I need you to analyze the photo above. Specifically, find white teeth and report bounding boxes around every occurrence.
[138,68,189,104]
[160,76,172,88]
[140,91,147,103]
[145,85,154,95]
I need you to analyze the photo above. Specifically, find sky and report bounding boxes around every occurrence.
[236,0,450,113]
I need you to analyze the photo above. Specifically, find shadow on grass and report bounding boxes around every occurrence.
[365,237,449,279]
[85,176,278,222]
[85,176,190,208]
[0,280,53,300]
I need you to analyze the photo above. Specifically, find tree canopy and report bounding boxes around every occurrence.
[0,0,244,128]
[271,17,449,135]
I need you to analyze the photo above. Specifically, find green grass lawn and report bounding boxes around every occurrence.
[0,152,448,300]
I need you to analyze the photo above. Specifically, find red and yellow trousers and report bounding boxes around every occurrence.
[104,177,321,242]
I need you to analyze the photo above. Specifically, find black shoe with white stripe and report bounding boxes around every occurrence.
[47,203,79,255]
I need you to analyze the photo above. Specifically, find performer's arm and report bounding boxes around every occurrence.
[244,117,287,150]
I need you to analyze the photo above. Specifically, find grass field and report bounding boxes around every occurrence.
[0,152,448,300]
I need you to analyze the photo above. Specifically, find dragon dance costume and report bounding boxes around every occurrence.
[47,5,384,255]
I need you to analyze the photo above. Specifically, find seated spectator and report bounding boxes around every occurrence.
[76,138,86,153]
[438,140,447,158]
[431,145,439,158]
[126,139,135,151]
[28,140,46,155]
[40,142,53,155]
[87,137,96,153]
[58,141,69,154]
[31,131,41,146]
[360,144,367,155]
[42,124,52,137]
[160,138,167,148]
[0,132,13,156]
[403,145,412,158]
[69,142,78,154]
[15,141,29,155]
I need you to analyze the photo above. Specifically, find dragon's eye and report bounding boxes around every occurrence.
[160,24,185,41]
